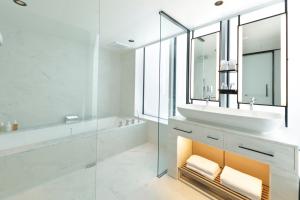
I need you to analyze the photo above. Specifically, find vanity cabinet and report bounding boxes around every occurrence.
[167,117,299,200]
[223,134,296,172]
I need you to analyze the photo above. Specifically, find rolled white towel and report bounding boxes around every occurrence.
[187,155,220,176]
[187,163,221,180]
[220,166,262,200]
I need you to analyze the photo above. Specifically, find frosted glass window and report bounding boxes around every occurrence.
[134,48,144,116]
[144,43,160,117]
[143,40,171,119]
[159,40,171,119]
[175,34,187,115]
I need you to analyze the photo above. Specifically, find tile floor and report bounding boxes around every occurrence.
[5,143,212,200]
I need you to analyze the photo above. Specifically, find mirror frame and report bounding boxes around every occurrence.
[237,13,287,108]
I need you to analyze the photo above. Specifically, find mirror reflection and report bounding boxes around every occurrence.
[239,14,286,106]
[191,32,219,101]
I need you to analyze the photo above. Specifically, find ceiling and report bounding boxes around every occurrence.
[100,0,283,49]
[0,0,283,50]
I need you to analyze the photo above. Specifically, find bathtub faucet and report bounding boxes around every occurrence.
[250,97,256,111]
[65,115,80,124]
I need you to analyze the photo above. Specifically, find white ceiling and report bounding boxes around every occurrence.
[0,0,283,49]
[100,0,283,49]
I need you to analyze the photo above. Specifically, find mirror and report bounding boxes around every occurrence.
[191,32,220,101]
[238,14,286,106]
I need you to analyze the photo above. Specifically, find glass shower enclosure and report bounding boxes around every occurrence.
[158,11,190,176]
[0,0,99,199]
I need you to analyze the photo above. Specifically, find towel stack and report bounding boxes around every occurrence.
[186,155,221,180]
[220,166,262,200]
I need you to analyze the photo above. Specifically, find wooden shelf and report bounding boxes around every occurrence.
[219,89,238,94]
[178,164,269,200]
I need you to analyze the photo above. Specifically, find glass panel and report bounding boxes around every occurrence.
[158,14,188,176]
[0,0,99,199]
[97,4,157,200]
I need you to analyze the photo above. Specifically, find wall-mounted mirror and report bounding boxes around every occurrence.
[238,14,287,106]
[191,32,220,101]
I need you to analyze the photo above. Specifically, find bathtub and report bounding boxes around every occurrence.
[0,116,147,199]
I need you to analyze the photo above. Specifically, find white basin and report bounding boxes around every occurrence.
[177,104,283,133]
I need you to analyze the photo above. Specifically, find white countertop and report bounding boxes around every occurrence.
[170,116,300,148]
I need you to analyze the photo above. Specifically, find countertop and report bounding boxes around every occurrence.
[169,116,300,148]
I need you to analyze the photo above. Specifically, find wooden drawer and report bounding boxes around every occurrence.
[224,134,295,172]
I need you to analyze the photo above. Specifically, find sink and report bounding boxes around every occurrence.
[177,104,283,133]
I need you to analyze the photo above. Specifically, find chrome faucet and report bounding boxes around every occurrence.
[205,95,211,106]
[250,97,256,111]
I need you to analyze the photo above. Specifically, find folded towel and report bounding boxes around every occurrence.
[220,166,262,200]
[187,163,221,180]
[187,155,220,176]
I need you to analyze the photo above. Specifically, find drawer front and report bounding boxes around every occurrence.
[201,128,224,149]
[224,135,295,172]
[170,121,203,141]
[170,121,224,149]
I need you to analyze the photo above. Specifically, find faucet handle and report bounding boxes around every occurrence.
[250,97,256,103]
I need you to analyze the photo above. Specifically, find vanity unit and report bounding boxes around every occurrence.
[167,105,299,200]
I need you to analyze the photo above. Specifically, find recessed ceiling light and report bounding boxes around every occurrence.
[128,39,135,43]
[214,1,223,6]
[13,0,27,6]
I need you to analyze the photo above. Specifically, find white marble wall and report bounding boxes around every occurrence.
[0,9,97,130]
[98,49,135,118]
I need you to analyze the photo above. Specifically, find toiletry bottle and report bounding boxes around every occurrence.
[6,121,12,132]
[12,120,18,131]
[0,122,5,133]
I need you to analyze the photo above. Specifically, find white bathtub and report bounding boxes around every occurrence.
[0,116,147,199]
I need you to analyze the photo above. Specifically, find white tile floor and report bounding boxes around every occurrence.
[5,143,212,200]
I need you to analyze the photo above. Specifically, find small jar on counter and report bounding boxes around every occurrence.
[12,120,19,131]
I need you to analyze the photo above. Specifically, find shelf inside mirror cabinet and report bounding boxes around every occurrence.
[219,89,238,94]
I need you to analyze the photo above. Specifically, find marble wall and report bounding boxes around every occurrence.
[98,49,135,118]
[0,9,98,130]
[0,20,136,130]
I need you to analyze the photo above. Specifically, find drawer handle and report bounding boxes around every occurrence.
[207,136,219,141]
[238,146,274,157]
[173,128,192,134]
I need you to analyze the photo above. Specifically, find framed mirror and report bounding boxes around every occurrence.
[238,14,287,106]
[191,32,220,101]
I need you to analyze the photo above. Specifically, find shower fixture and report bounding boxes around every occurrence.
[13,0,27,6]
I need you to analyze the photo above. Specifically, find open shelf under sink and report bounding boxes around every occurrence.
[178,164,269,200]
